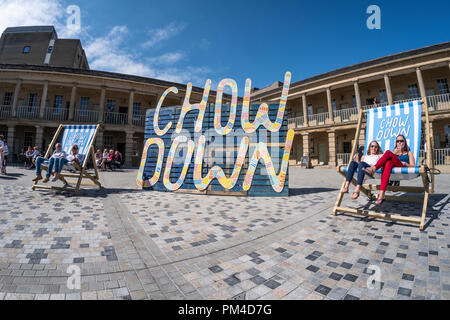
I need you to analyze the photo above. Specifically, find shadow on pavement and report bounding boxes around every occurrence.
[0,173,24,180]
[289,187,338,196]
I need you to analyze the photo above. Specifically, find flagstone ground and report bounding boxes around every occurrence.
[0,166,448,300]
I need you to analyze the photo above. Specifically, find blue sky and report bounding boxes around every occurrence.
[1,0,449,89]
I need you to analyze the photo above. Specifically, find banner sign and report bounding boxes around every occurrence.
[137,72,295,196]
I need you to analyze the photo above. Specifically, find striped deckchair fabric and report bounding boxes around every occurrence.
[334,99,436,231]
[342,100,422,180]
[60,125,98,167]
[32,124,101,194]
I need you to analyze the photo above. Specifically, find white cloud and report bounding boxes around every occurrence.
[0,0,214,86]
[0,0,82,38]
[142,22,186,48]
[146,52,185,65]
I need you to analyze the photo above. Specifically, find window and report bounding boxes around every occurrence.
[408,84,420,99]
[80,97,89,116]
[437,79,449,94]
[106,99,115,113]
[352,95,357,108]
[53,95,63,114]
[27,93,38,111]
[379,89,387,104]
[133,102,141,119]
[331,99,336,113]
[3,92,13,106]
[23,46,31,54]
[24,131,33,151]
[104,136,113,149]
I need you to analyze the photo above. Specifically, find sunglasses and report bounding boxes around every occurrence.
[396,140,405,143]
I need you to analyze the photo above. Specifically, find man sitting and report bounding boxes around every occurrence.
[30,146,41,169]
[32,143,67,183]
[112,150,123,169]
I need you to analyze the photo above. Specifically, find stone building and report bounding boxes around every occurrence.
[0,26,226,167]
[251,42,450,168]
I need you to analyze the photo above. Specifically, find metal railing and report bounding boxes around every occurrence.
[337,153,351,165]
[17,105,39,119]
[0,105,12,118]
[288,116,305,129]
[361,102,389,110]
[308,112,330,125]
[420,148,450,166]
[74,109,99,123]
[333,107,358,122]
[104,112,128,125]
[44,107,68,121]
[132,115,146,127]
[427,93,450,111]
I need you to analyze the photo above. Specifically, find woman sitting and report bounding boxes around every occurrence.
[342,141,383,200]
[363,134,415,205]
[52,144,83,182]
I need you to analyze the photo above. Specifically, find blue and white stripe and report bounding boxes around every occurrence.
[61,125,97,164]
[342,100,422,181]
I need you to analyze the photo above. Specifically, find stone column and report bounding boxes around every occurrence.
[302,133,310,157]
[416,67,426,99]
[39,81,49,119]
[358,128,366,150]
[7,125,15,158]
[328,130,336,167]
[384,74,393,105]
[302,93,308,126]
[68,84,77,121]
[98,87,106,123]
[326,87,334,122]
[128,90,134,126]
[35,126,44,151]
[12,79,22,117]
[95,127,104,151]
[125,130,134,167]
[353,81,362,111]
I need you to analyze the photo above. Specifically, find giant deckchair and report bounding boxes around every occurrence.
[333,99,437,231]
[32,124,101,194]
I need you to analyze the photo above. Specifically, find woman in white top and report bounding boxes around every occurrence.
[341,141,383,200]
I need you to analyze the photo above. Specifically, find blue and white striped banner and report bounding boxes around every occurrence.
[61,125,97,163]
[365,100,421,167]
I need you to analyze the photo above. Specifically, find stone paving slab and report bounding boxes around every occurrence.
[0,167,449,300]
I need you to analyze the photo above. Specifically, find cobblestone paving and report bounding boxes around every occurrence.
[0,167,448,300]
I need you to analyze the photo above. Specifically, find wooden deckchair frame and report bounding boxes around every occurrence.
[32,124,102,194]
[333,98,435,231]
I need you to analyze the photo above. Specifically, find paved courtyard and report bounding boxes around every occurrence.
[0,166,449,300]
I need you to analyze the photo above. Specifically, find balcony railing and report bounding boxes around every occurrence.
[104,112,128,125]
[427,93,450,111]
[288,116,305,129]
[132,115,146,127]
[333,107,358,122]
[17,105,39,119]
[308,112,330,125]
[337,153,351,165]
[74,109,99,123]
[420,148,450,166]
[0,105,12,118]
[44,107,69,121]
